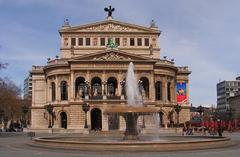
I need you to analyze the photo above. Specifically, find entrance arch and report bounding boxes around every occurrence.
[91,108,102,130]
[60,112,67,129]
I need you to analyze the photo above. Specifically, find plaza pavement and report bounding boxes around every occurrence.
[0,132,240,157]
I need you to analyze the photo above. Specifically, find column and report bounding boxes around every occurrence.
[162,78,167,104]
[117,72,122,96]
[150,72,155,101]
[102,71,106,99]
[70,71,74,101]
[171,79,175,103]
[68,37,71,48]
[56,75,60,102]
[32,80,35,106]
[186,80,189,105]
[86,71,90,97]
[47,78,50,103]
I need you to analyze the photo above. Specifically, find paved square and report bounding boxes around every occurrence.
[0,132,240,157]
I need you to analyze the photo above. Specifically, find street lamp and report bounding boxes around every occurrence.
[21,105,29,128]
[0,110,4,124]
[174,104,182,128]
[82,103,90,128]
[197,105,204,125]
[45,104,54,128]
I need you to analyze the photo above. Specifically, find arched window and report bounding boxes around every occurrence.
[107,77,118,97]
[91,77,102,97]
[167,82,171,101]
[139,77,149,99]
[155,81,162,100]
[60,81,68,101]
[51,82,56,101]
[75,77,86,98]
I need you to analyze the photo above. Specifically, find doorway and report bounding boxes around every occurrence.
[91,108,102,130]
[60,112,67,129]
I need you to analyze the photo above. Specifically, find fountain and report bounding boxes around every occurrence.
[104,62,158,140]
[32,62,233,152]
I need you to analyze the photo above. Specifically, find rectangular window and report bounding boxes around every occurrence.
[93,38,98,46]
[137,38,142,46]
[86,38,91,46]
[100,38,105,46]
[78,38,83,46]
[115,38,120,46]
[155,81,162,100]
[167,82,171,101]
[145,38,149,46]
[130,38,135,46]
[71,38,76,46]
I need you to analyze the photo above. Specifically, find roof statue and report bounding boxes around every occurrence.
[104,5,115,17]
[106,38,118,49]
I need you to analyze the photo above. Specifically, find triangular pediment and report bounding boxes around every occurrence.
[59,20,160,34]
[69,49,155,62]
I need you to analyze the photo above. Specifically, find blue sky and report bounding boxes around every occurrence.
[0,0,239,107]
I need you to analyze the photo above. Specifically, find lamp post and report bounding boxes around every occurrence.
[0,110,4,125]
[21,105,29,128]
[197,105,204,125]
[0,110,4,120]
[227,107,234,121]
[45,104,54,128]
[82,103,90,128]
[174,104,182,128]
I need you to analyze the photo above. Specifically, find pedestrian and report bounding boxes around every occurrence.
[217,119,222,137]
[182,125,186,136]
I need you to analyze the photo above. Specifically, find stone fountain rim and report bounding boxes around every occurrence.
[32,136,233,152]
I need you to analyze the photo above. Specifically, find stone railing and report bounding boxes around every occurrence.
[177,66,189,71]
[157,59,174,65]
[47,59,68,66]
[32,66,44,70]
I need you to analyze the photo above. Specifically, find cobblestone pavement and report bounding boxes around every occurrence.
[0,132,240,157]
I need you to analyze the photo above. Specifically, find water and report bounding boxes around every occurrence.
[126,62,143,107]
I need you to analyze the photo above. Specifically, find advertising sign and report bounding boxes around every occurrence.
[176,82,187,103]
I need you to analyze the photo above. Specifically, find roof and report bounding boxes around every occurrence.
[59,19,161,35]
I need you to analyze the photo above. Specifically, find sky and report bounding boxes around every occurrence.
[0,0,239,107]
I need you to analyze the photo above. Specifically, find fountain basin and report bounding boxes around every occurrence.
[105,106,158,140]
[104,106,158,114]
[33,135,233,152]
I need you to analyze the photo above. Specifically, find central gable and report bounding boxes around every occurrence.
[59,20,160,34]
[69,50,155,62]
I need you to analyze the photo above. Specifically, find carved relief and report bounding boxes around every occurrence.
[93,52,131,61]
[83,24,140,32]
[75,72,87,80]
[58,75,69,82]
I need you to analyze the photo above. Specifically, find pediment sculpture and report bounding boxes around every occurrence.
[84,23,140,32]
[93,52,131,61]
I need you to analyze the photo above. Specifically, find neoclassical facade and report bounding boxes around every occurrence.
[30,14,191,132]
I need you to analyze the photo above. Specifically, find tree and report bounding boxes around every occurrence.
[0,77,21,122]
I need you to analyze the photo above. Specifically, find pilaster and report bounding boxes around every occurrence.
[150,71,155,101]
[70,71,74,101]
[56,75,60,102]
